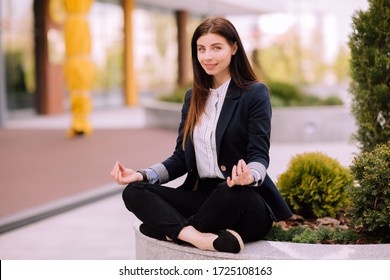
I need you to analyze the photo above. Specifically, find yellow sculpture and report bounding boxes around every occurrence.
[63,0,95,137]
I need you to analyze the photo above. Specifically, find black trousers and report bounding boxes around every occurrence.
[122,179,273,243]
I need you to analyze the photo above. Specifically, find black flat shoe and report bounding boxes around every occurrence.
[139,223,167,241]
[213,229,244,254]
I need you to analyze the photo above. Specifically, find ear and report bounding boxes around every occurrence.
[231,42,238,55]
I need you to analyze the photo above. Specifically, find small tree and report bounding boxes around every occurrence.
[349,141,390,242]
[348,0,390,152]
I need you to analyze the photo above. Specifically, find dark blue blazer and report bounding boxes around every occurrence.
[161,81,292,221]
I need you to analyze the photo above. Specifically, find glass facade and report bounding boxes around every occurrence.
[0,0,201,120]
[0,0,185,115]
[1,0,35,114]
[88,1,124,108]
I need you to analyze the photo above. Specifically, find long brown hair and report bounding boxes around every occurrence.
[182,17,258,149]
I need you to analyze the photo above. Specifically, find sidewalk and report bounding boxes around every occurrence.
[0,107,359,259]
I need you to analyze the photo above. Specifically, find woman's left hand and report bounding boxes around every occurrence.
[227,159,255,187]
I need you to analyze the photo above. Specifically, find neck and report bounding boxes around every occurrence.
[212,74,231,89]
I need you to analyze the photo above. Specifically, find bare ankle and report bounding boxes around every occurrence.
[178,226,217,251]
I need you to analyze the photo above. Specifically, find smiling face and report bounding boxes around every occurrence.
[197,33,237,88]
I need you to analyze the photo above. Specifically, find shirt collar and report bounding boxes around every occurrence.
[210,78,231,98]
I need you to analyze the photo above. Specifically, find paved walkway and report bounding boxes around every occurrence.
[0,106,359,259]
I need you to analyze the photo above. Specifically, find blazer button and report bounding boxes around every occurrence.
[220,165,226,172]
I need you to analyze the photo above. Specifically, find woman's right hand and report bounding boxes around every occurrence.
[110,161,143,185]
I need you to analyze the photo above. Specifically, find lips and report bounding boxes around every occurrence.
[204,63,217,71]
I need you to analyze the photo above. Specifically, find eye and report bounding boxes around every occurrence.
[213,46,222,51]
[197,46,205,53]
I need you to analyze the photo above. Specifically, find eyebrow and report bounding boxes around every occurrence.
[197,42,224,47]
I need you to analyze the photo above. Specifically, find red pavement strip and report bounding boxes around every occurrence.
[0,128,177,218]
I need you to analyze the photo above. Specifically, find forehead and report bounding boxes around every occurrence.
[197,33,228,45]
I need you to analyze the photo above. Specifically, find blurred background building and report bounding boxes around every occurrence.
[0,0,371,255]
[0,0,368,126]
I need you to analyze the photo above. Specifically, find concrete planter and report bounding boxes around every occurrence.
[143,99,182,130]
[270,106,356,142]
[134,221,390,260]
[143,99,356,142]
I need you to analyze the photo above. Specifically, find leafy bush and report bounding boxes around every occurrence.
[5,50,27,93]
[159,83,191,103]
[348,0,390,152]
[265,226,306,242]
[322,95,344,106]
[349,141,390,242]
[326,227,361,244]
[159,81,343,107]
[291,228,319,243]
[297,95,344,106]
[268,81,343,107]
[267,81,302,106]
[277,152,354,219]
[265,225,361,244]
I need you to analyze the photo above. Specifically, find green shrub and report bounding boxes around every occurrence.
[349,141,390,242]
[159,88,185,103]
[322,95,344,106]
[269,94,286,107]
[277,152,354,219]
[5,50,27,93]
[159,83,191,103]
[265,225,361,244]
[267,81,302,106]
[298,95,344,106]
[328,227,361,244]
[297,95,322,106]
[265,225,306,242]
[268,81,343,107]
[348,0,390,152]
[292,228,319,243]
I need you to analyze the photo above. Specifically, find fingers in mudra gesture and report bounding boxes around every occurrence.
[227,159,254,187]
[110,161,142,185]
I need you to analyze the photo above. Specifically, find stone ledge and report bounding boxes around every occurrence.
[134,221,390,260]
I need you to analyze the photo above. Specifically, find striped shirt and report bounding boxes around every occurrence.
[193,78,231,179]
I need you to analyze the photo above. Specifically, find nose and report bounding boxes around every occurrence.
[204,50,213,60]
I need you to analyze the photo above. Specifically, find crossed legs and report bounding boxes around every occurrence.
[122,182,272,252]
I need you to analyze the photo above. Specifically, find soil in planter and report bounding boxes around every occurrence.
[266,212,380,245]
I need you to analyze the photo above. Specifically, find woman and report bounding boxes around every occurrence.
[111,17,292,254]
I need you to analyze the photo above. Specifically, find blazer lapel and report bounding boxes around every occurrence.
[216,81,241,155]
